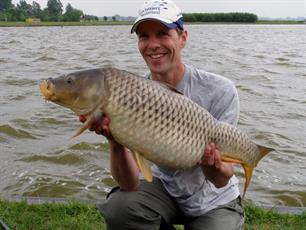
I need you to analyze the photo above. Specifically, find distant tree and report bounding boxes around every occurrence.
[0,0,13,11]
[32,1,42,18]
[0,0,13,21]
[183,12,258,23]
[63,3,83,21]
[65,3,73,14]
[82,14,98,21]
[41,8,50,21]
[47,0,63,21]
[16,0,33,16]
[182,13,196,22]
[4,8,18,21]
[112,16,116,21]
[103,16,107,21]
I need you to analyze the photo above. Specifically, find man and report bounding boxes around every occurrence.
[82,0,244,229]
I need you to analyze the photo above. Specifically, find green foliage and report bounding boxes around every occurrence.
[15,0,33,21]
[0,0,99,22]
[0,20,132,27]
[31,1,42,18]
[63,3,83,21]
[47,0,63,17]
[82,14,99,21]
[0,0,13,11]
[182,12,258,23]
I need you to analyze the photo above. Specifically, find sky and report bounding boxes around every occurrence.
[12,0,306,18]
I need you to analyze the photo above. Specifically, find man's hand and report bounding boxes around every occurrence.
[79,114,114,141]
[198,143,234,188]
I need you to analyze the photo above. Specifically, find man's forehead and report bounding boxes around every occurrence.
[136,20,171,33]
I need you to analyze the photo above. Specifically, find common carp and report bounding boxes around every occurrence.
[39,67,273,197]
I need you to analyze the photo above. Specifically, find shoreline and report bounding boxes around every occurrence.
[7,195,306,215]
[0,20,304,27]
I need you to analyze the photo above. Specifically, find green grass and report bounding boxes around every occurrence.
[244,204,306,230]
[0,199,305,230]
[0,200,106,230]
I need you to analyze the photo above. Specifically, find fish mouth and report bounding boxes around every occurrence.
[39,79,56,101]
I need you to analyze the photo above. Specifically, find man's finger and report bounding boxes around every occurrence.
[79,115,86,123]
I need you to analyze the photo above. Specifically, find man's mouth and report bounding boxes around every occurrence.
[148,53,166,60]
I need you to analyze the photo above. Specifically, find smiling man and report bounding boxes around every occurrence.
[88,0,244,229]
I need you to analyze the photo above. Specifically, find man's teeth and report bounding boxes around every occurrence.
[150,54,163,59]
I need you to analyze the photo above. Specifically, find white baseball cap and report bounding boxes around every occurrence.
[131,0,184,33]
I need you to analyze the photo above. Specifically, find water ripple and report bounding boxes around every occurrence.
[0,124,37,139]
[20,153,85,165]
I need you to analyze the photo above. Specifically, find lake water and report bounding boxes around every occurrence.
[0,24,305,207]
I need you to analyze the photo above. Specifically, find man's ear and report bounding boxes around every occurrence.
[180,30,188,49]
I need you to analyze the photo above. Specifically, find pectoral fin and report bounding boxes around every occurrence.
[132,151,153,182]
[71,111,102,138]
[72,115,95,138]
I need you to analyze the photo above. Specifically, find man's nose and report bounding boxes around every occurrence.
[147,36,161,50]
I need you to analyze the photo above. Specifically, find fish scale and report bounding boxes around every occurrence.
[39,67,273,197]
[104,70,219,169]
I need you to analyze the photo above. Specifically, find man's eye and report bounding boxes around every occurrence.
[138,34,148,39]
[159,31,169,37]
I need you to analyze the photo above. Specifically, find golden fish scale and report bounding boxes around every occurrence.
[214,122,260,166]
[98,69,260,169]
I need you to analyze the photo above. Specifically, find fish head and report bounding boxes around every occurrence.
[39,69,109,116]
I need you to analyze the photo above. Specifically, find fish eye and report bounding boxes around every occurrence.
[66,76,74,84]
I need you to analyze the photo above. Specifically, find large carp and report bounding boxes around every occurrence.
[39,67,273,197]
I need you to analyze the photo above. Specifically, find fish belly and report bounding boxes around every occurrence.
[104,74,215,169]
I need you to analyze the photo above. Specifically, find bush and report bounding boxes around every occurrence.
[182,12,258,23]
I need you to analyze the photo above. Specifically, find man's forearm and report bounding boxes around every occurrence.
[109,140,140,191]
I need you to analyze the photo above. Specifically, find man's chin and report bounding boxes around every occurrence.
[147,64,167,74]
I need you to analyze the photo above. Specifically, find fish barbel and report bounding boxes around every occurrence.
[39,67,273,197]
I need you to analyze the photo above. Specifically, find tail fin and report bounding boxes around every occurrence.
[255,145,274,165]
[221,144,273,199]
[241,164,253,199]
[241,145,273,198]
[221,156,254,199]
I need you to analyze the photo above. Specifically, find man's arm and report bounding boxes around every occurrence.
[198,78,239,187]
[80,115,140,191]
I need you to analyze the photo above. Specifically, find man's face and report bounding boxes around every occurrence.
[137,20,187,75]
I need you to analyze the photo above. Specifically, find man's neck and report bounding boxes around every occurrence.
[151,63,185,87]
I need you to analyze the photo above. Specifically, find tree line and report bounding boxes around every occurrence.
[183,12,258,23]
[0,0,98,22]
[0,0,258,23]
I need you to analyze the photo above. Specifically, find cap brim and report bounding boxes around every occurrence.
[131,18,183,33]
